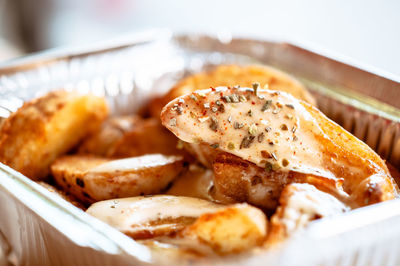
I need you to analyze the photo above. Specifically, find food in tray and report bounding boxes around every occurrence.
[86,195,223,239]
[267,183,348,243]
[78,115,141,156]
[0,90,108,180]
[0,64,398,258]
[148,64,316,118]
[161,85,398,210]
[51,154,186,204]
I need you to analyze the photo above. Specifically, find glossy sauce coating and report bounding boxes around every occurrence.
[161,86,398,207]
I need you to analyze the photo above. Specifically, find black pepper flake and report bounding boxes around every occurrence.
[218,103,225,113]
[230,94,239,103]
[247,109,253,117]
[209,117,218,131]
[271,152,278,161]
[268,141,274,145]
[222,95,232,103]
[261,100,272,112]
[210,143,219,149]
[265,126,271,132]
[293,135,298,141]
[76,178,85,188]
[239,95,247,102]
[280,124,288,131]
[292,126,297,133]
[177,106,183,115]
[257,132,265,143]
[285,104,295,109]
[240,135,255,149]
[234,122,244,129]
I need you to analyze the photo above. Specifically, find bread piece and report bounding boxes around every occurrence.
[51,154,186,204]
[182,203,267,254]
[267,183,348,244]
[78,115,141,156]
[86,195,223,239]
[161,86,399,208]
[0,90,108,180]
[149,64,316,117]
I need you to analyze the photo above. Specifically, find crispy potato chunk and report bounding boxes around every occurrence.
[149,64,315,117]
[78,115,141,156]
[37,181,85,210]
[182,203,267,254]
[0,90,108,180]
[51,154,186,204]
[86,195,223,239]
[107,118,186,158]
[267,183,348,244]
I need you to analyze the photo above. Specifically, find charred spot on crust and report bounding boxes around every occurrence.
[76,178,85,188]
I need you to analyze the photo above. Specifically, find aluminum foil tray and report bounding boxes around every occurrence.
[0,30,400,266]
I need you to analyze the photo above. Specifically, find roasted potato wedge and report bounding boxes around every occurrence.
[86,195,223,239]
[161,86,398,208]
[51,154,186,203]
[267,183,348,244]
[78,115,141,156]
[149,64,316,117]
[0,90,108,180]
[107,118,187,158]
[182,203,268,254]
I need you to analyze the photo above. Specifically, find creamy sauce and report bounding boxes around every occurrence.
[162,86,333,179]
[167,165,214,201]
[280,183,348,234]
[86,195,223,233]
[89,154,182,173]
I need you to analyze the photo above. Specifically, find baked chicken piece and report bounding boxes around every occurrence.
[161,86,398,210]
[149,64,316,117]
[51,154,186,204]
[0,90,108,180]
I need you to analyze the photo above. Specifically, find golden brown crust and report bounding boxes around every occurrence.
[0,90,108,180]
[149,64,316,117]
[182,203,267,254]
[51,154,186,204]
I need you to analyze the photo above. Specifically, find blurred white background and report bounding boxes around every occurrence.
[0,0,399,74]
